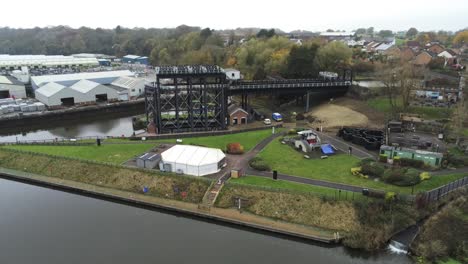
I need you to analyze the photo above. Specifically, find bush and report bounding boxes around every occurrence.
[296,113,305,120]
[383,167,421,186]
[358,158,375,166]
[351,167,368,178]
[226,142,244,154]
[361,162,385,178]
[379,154,388,163]
[393,156,401,166]
[400,158,425,168]
[248,157,271,171]
[385,192,397,201]
[287,129,297,135]
[420,172,431,181]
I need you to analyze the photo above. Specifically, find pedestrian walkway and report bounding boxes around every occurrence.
[314,130,376,159]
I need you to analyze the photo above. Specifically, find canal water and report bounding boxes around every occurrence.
[0,179,411,264]
[0,115,135,143]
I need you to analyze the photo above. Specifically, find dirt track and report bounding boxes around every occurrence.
[307,97,385,129]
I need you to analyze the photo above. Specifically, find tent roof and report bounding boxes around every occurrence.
[161,145,225,166]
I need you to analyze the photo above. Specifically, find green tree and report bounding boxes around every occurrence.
[284,43,319,78]
[315,41,352,72]
[406,27,418,38]
[366,27,374,36]
[378,30,394,38]
[355,28,366,35]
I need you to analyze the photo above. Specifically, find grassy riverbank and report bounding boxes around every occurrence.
[215,181,421,250]
[412,191,468,264]
[0,148,209,203]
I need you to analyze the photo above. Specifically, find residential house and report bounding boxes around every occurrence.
[413,51,434,66]
[400,47,416,61]
[427,44,445,54]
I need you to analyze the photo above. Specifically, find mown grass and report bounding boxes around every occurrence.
[231,175,343,196]
[257,139,466,193]
[367,97,453,120]
[2,144,154,164]
[0,149,210,203]
[106,128,282,152]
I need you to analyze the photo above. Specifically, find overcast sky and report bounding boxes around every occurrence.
[1,0,467,32]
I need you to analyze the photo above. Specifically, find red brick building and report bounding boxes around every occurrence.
[228,105,249,125]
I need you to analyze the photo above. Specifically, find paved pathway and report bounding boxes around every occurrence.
[431,167,468,176]
[313,130,376,159]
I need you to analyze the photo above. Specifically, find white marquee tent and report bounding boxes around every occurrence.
[160,145,226,176]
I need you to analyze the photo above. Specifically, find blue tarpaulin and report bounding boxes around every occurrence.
[321,144,335,155]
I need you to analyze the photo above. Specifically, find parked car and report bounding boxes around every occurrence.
[272,113,283,122]
[263,118,272,125]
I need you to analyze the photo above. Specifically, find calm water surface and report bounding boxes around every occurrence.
[0,179,411,264]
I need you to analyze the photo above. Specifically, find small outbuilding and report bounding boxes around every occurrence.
[159,145,226,176]
[228,104,248,125]
[136,153,161,169]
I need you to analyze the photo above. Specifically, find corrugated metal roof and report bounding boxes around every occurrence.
[0,55,98,67]
[31,70,134,87]
[123,55,141,59]
[35,82,67,97]
[111,76,144,89]
[0,76,12,84]
[69,79,101,93]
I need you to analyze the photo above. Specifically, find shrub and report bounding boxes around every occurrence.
[226,142,244,154]
[393,156,401,166]
[361,162,385,178]
[351,167,368,178]
[385,192,397,201]
[383,167,421,186]
[248,157,271,171]
[379,154,388,163]
[296,113,305,120]
[400,158,425,168]
[358,158,375,166]
[419,172,431,181]
[287,129,297,135]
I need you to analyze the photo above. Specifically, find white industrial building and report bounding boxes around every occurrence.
[31,70,134,90]
[224,68,241,80]
[0,76,27,99]
[111,76,146,98]
[159,145,226,176]
[0,55,99,70]
[69,80,119,103]
[35,82,83,107]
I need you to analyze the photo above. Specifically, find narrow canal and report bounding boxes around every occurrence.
[0,179,411,264]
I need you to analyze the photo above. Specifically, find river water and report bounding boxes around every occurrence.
[0,115,135,143]
[0,179,411,264]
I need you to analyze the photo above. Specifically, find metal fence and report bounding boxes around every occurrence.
[422,176,468,202]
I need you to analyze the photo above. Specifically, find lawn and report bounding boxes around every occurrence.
[257,139,466,193]
[2,144,154,164]
[106,128,281,152]
[367,96,453,120]
[230,175,367,200]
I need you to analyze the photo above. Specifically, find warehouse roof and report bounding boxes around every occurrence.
[69,79,102,93]
[111,76,145,89]
[0,76,12,84]
[161,145,225,166]
[35,82,67,97]
[123,55,141,59]
[32,70,134,87]
[0,54,98,67]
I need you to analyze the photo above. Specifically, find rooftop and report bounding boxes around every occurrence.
[35,82,67,97]
[31,70,134,87]
[69,79,102,93]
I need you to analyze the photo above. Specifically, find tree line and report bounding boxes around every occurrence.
[0,25,352,79]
